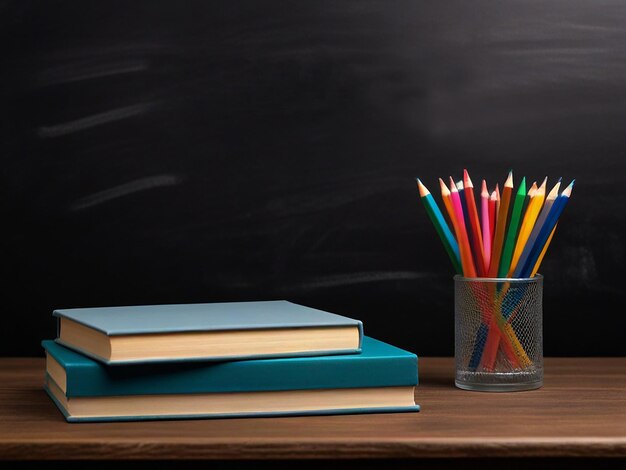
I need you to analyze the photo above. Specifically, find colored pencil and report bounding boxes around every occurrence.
[495,183,501,216]
[449,177,477,277]
[508,178,546,276]
[417,179,462,274]
[498,177,527,277]
[517,180,574,277]
[481,180,491,273]
[531,224,557,277]
[488,171,513,277]
[463,170,486,276]
[488,190,497,246]
[439,178,457,228]
[456,180,470,236]
[513,178,561,278]
[439,178,466,270]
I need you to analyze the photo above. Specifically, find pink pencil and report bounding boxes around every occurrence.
[481,179,491,274]
[449,177,477,277]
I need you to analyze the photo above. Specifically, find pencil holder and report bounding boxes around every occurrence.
[454,274,543,392]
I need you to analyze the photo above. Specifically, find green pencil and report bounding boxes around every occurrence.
[498,176,527,277]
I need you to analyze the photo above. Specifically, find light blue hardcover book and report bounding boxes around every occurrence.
[42,337,419,422]
[53,300,363,365]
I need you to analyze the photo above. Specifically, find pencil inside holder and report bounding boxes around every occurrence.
[454,274,543,392]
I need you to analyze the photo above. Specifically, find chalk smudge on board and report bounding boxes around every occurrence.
[71,175,183,211]
[38,103,153,138]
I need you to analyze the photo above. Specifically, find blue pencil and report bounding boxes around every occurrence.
[512,179,561,278]
[517,180,574,277]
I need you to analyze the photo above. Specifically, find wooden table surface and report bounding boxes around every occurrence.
[0,357,624,460]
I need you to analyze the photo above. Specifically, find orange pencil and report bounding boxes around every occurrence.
[462,170,486,276]
[439,178,457,231]
[488,172,513,277]
[481,172,514,371]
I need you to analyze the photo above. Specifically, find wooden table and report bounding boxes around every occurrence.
[0,357,624,462]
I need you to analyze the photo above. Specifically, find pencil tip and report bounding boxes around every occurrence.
[562,180,575,197]
[463,169,473,188]
[538,177,547,191]
[449,176,458,192]
[547,180,562,199]
[505,171,514,187]
[417,179,429,197]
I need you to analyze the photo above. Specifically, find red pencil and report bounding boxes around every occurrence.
[463,170,486,276]
[495,183,501,217]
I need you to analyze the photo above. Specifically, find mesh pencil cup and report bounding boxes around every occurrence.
[454,275,543,392]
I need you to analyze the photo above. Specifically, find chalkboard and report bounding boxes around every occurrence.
[1,0,624,356]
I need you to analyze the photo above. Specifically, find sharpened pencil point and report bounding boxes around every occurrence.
[547,180,561,200]
[449,177,458,193]
[439,178,450,196]
[417,178,429,197]
[562,180,575,196]
[481,179,488,196]
[464,169,474,189]
[505,171,514,187]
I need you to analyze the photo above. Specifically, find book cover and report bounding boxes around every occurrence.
[42,336,419,422]
[53,300,364,364]
[43,336,417,396]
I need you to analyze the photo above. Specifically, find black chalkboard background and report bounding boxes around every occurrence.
[1,0,624,357]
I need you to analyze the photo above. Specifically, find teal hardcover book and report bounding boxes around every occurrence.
[43,336,419,422]
[53,300,363,365]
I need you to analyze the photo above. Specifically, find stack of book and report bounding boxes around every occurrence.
[42,300,419,422]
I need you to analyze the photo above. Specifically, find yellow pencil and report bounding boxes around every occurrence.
[531,224,557,277]
[508,177,547,276]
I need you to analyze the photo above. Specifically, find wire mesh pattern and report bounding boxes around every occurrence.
[454,275,543,391]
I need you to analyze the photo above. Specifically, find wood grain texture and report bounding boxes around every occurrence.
[0,357,624,460]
